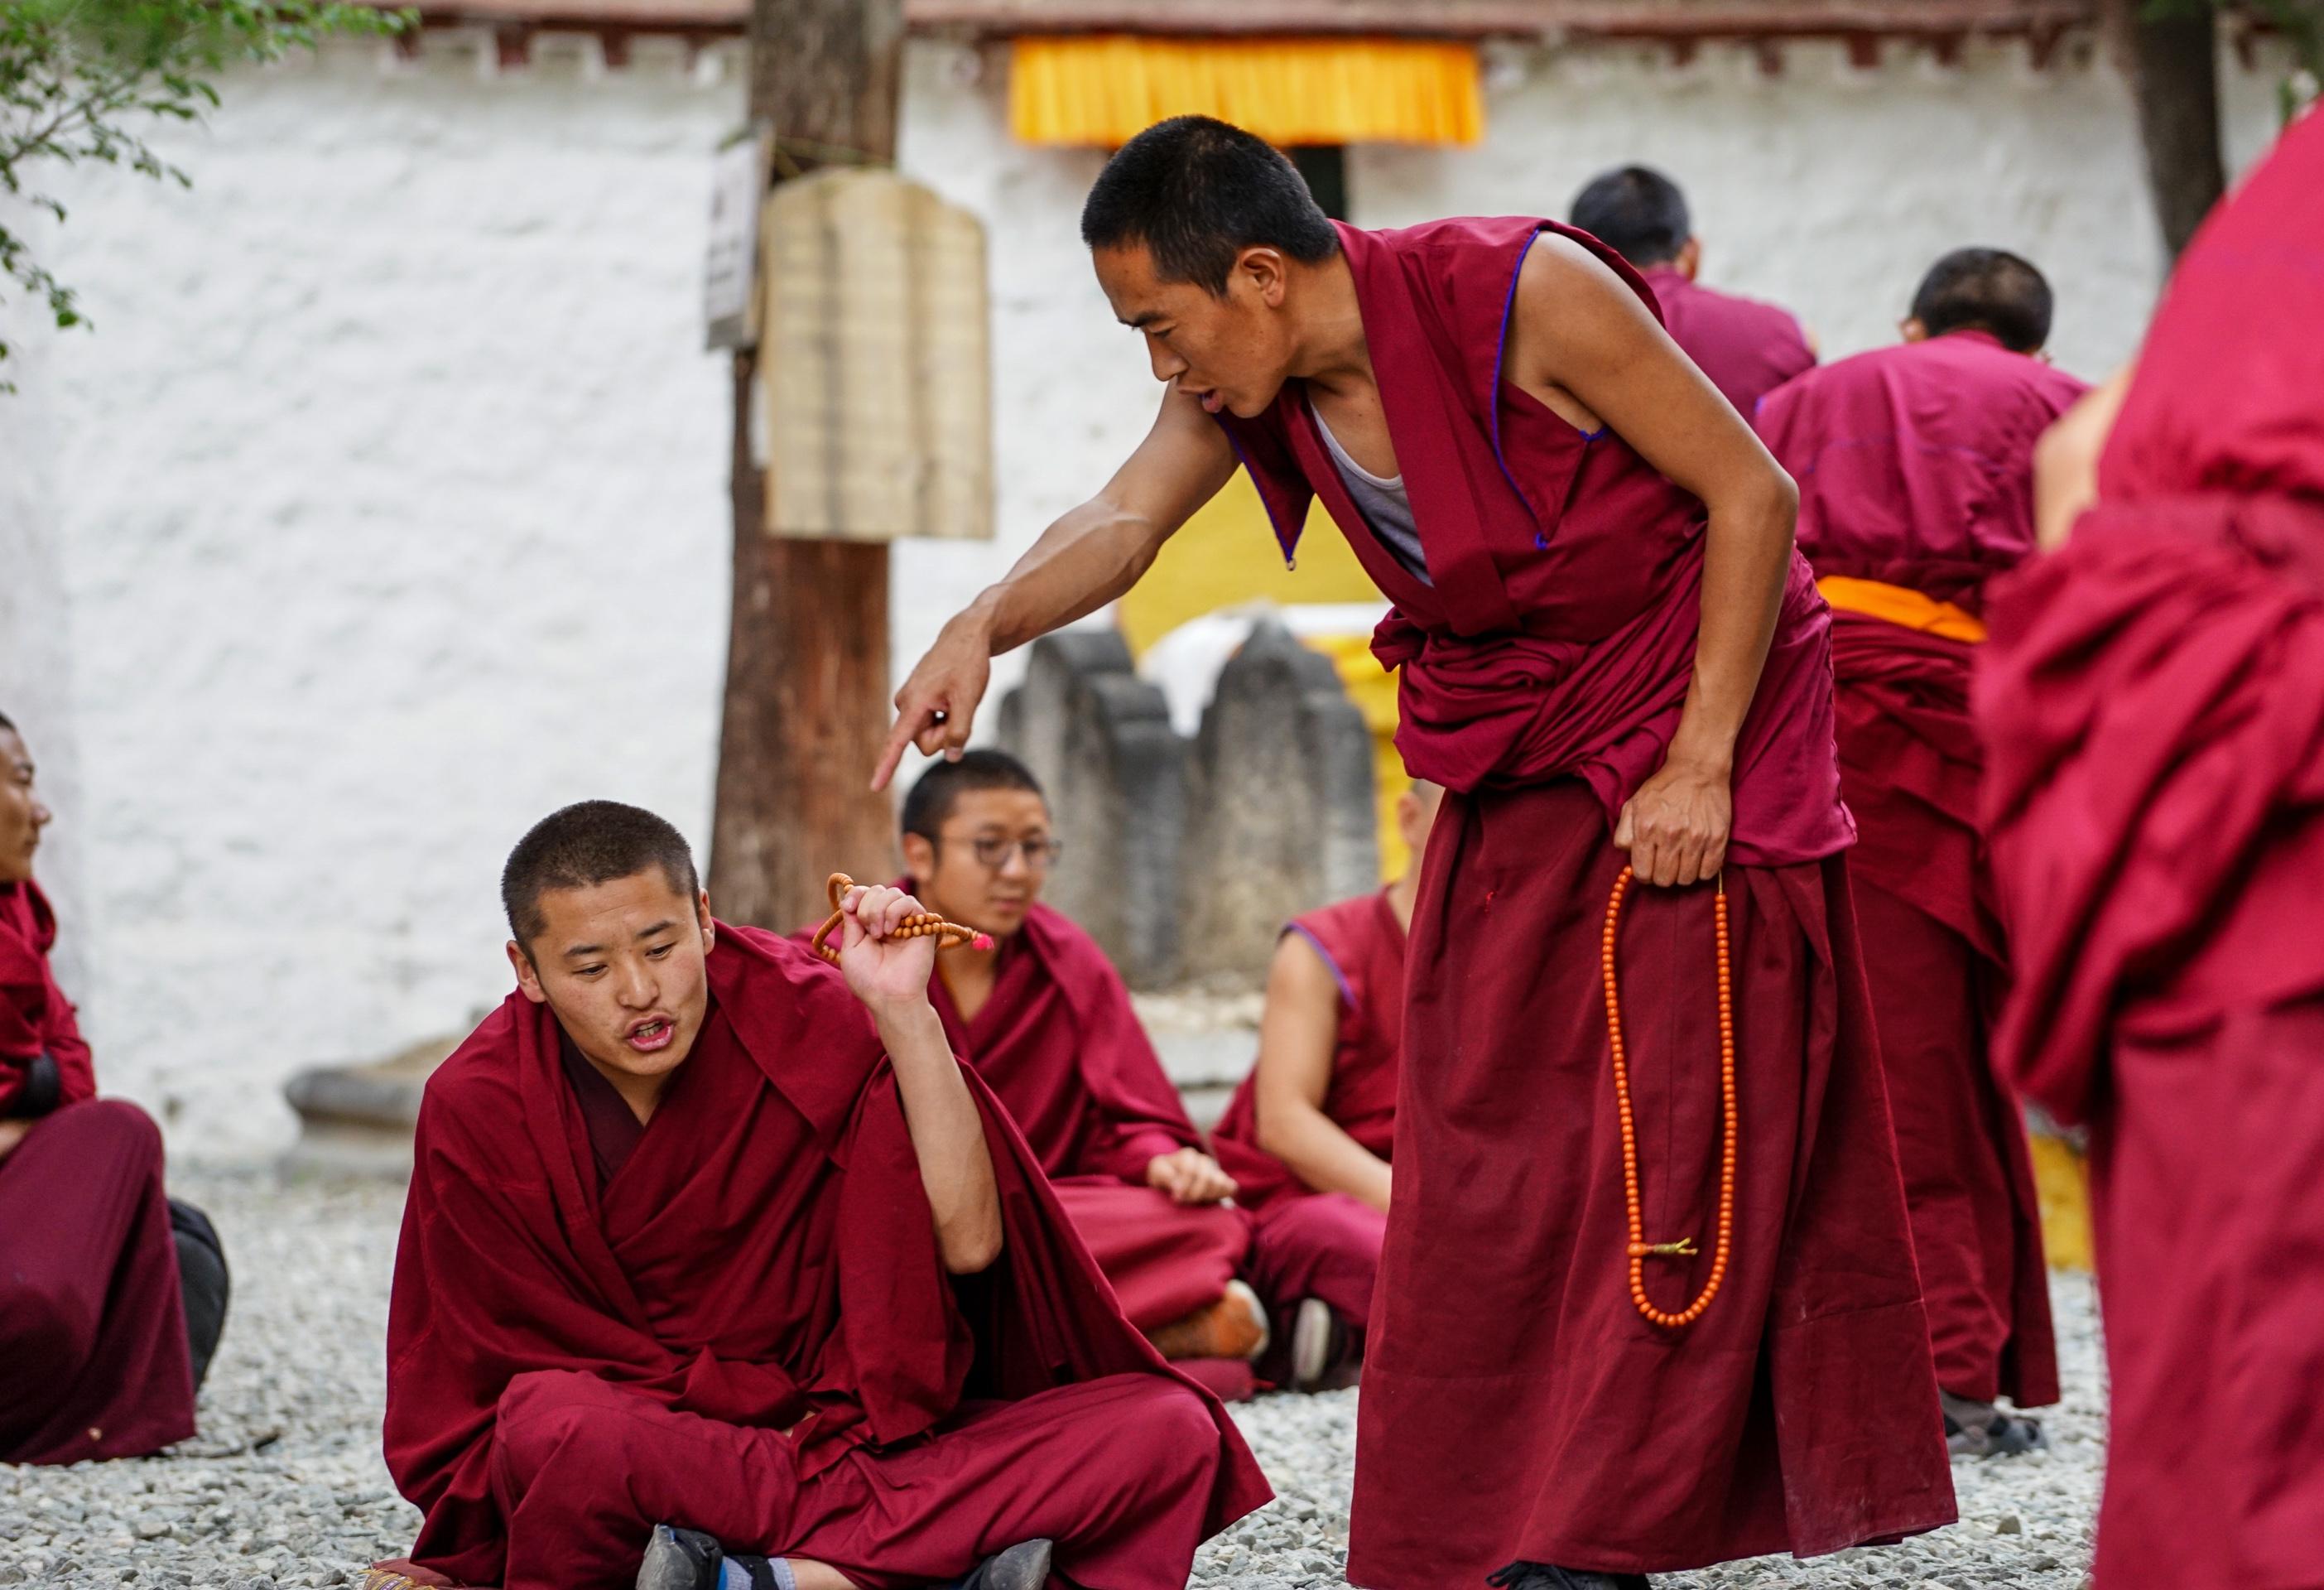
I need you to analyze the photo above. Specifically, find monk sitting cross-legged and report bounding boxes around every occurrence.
[0,707,229,1467]
[1754,248,2086,1457]
[376,800,1268,1590]
[885,752,1268,1395]
[1210,778,1441,1391]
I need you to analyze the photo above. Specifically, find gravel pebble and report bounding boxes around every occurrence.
[2,1173,2102,1587]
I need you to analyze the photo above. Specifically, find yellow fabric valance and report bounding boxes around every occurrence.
[1010,34,1484,147]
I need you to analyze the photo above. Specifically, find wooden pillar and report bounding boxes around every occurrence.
[711,0,907,930]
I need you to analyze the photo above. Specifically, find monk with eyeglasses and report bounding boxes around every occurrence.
[888,751,1267,1395]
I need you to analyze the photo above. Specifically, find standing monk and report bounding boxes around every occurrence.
[1210,779,1441,1392]
[1976,114,2324,1590]
[878,116,1952,1588]
[1569,165,1816,418]
[378,801,1268,1590]
[1755,248,2084,1454]
[0,708,227,1466]
[892,750,1268,1385]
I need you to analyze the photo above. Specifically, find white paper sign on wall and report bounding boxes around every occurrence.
[703,126,770,352]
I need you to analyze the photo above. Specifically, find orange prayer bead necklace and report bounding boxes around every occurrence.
[1600,865,1737,1331]
[809,872,994,966]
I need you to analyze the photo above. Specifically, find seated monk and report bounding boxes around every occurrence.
[1212,778,1441,1390]
[0,707,229,1466]
[1569,164,1816,417]
[888,752,1267,1390]
[1754,248,2086,1456]
[378,800,1268,1590]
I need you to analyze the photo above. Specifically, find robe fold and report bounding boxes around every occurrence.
[0,879,196,1467]
[1213,890,1403,1340]
[383,923,1268,1590]
[1757,333,2082,1408]
[1638,265,1816,419]
[1975,113,2324,1590]
[920,903,1252,1334]
[1217,216,1951,1583]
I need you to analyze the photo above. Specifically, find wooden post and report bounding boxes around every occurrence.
[711,0,907,930]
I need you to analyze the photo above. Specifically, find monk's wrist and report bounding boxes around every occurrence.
[870,996,948,1058]
[1664,728,1735,780]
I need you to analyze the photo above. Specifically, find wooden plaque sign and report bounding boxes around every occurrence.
[759,169,995,543]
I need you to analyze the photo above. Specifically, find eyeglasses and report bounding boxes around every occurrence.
[941,833,1065,870]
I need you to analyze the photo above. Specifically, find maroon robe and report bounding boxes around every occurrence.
[921,903,1252,1336]
[1218,216,1951,1580]
[1212,891,1403,1342]
[0,879,195,1466]
[1760,330,2091,616]
[1975,115,2324,1590]
[1640,265,1816,419]
[1756,334,2085,1408]
[382,923,1268,1590]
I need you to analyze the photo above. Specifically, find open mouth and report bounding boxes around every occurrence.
[625,1018,676,1053]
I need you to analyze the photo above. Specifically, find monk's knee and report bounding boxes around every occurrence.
[47,1097,165,1172]
[0,1276,97,1382]
[493,1371,632,1496]
[1116,1378,1221,1482]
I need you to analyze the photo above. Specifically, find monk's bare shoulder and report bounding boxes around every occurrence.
[1504,233,1672,431]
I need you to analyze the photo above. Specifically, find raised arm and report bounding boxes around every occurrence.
[873,391,1239,789]
[1506,234,1799,888]
[1252,932,1392,1213]
[837,884,1003,1274]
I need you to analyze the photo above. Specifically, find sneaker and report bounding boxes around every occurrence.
[1147,1279,1270,1362]
[949,1539,1056,1590]
[1485,1565,1650,1590]
[1941,1391,2049,1458]
[637,1525,783,1590]
[1289,1297,1345,1391]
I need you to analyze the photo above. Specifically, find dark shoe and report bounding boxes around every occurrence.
[169,1197,230,1391]
[1486,1565,1650,1590]
[1941,1391,2049,1458]
[951,1539,1055,1590]
[638,1525,785,1590]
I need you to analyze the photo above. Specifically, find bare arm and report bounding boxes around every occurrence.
[1251,934,1393,1213]
[873,392,1239,789]
[2034,364,2135,552]
[840,884,1003,1274]
[1506,234,1799,887]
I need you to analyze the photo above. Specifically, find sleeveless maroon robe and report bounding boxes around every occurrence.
[1757,332,2086,1408]
[1639,266,1815,418]
[1213,890,1402,1342]
[1976,115,2324,1590]
[921,903,1252,1337]
[0,879,195,1465]
[1217,216,1952,1580]
[382,924,1268,1590]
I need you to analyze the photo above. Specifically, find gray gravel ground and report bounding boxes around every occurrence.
[0,1172,2100,1589]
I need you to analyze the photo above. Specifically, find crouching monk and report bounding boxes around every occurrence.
[877,117,1954,1588]
[375,801,1268,1590]
[1,707,227,1466]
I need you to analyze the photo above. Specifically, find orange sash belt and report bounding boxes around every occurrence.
[1816,576,1988,643]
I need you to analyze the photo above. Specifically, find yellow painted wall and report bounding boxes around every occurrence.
[2030,1131,2094,1271]
[1118,475,1415,879]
